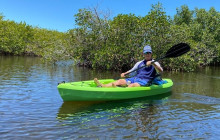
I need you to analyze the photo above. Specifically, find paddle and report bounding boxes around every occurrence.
[114,43,190,80]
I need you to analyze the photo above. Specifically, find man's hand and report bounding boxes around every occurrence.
[121,73,126,78]
[146,61,152,66]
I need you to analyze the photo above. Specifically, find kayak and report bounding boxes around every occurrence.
[57,79,173,101]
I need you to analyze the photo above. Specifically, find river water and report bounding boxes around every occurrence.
[0,56,220,139]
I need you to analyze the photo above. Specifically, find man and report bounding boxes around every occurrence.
[94,45,163,87]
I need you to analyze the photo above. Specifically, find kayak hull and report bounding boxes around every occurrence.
[57,79,173,101]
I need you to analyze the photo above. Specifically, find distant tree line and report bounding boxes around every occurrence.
[0,3,219,71]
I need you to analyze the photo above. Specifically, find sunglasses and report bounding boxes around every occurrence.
[144,52,152,54]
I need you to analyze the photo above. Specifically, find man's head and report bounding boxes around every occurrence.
[143,45,152,54]
[143,45,152,60]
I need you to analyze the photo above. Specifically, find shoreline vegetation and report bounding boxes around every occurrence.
[0,3,219,72]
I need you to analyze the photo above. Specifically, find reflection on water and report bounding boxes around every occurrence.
[57,92,172,120]
[0,56,220,139]
[164,67,220,98]
[56,91,220,139]
[56,92,172,139]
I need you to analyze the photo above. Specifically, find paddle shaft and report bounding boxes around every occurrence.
[124,43,190,76]
[124,55,164,76]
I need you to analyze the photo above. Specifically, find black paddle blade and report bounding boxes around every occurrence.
[165,43,190,58]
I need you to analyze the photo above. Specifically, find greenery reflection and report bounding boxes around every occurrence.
[57,92,172,120]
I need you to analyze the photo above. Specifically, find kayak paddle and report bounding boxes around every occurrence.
[115,43,190,80]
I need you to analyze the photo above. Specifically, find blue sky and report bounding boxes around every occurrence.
[0,0,219,32]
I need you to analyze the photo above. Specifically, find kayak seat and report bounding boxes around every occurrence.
[146,73,167,86]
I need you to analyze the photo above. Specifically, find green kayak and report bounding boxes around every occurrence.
[57,79,173,101]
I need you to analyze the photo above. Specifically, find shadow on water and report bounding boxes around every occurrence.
[56,92,172,120]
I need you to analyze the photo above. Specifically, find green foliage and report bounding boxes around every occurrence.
[0,20,33,55]
[0,13,4,20]
[0,3,219,71]
[28,28,70,61]
[174,5,193,25]
[70,4,220,71]
[142,3,171,58]
[0,15,68,62]
[70,8,111,68]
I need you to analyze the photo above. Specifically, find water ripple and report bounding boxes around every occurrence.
[0,56,220,139]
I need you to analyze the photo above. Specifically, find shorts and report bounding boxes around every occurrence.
[125,77,149,86]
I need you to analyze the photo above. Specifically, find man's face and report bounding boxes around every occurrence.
[144,52,152,60]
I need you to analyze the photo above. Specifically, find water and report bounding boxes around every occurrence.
[0,56,220,139]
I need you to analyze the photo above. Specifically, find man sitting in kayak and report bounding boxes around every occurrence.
[94,45,163,87]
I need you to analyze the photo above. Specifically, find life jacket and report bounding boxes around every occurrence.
[135,59,157,81]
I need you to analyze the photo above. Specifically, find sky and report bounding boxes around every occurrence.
[0,0,219,32]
